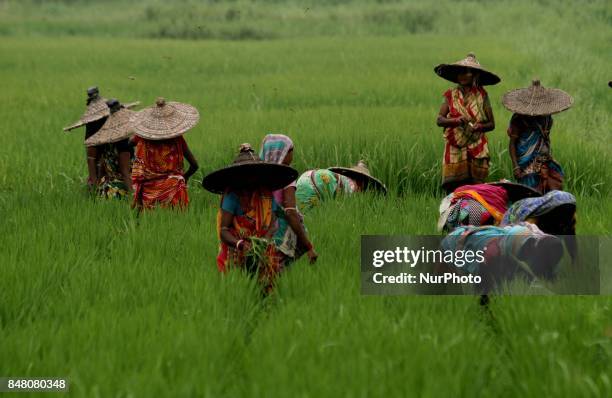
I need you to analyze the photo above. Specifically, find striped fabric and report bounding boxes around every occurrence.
[441,86,490,188]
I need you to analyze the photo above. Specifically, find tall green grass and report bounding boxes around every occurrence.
[0,1,611,397]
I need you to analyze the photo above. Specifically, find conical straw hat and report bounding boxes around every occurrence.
[63,96,110,131]
[488,180,541,202]
[328,160,387,194]
[502,79,573,116]
[434,52,501,86]
[84,105,135,147]
[130,97,199,140]
[202,144,298,194]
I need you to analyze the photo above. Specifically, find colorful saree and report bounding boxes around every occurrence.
[131,135,189,210]
[97,140,131,199]
[439,183,509,231]
[216,190,282,289]
[441,87,490,190]
[295,169,357,211]
[508,114,563,193]
[501,190,576,227]
[441,222,548,274]
[259,134,306,262]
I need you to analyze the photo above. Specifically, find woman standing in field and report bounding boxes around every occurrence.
[259,134,318,266]
[202,144,298,291]
[130,97,199,211]
[434,53,500,193]
[64,87,139,190]
[64,87,110,189]
[84,99,134,199]
[295,161,386,211]
[502,80,573,193]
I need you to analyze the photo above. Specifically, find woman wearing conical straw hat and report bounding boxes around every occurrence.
[295,161,387,212]
[84,99,135,199]
[502,79,573,194]
[259,134,318,266]
[63,87,110,190]
[202,144,298,292]
[64,87,139,191]
[434,53,500,193]
[130,97,199,211]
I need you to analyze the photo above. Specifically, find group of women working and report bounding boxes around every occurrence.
[434,53,578,291]
[64,53,581,292]
[64,88,387,290]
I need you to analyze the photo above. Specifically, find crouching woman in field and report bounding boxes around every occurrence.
[501,190,577,261]
[259,134,318,266]
[130,98,199,211]
[295,161,386,212]
[202,144,298,291]
[441,223,565,293]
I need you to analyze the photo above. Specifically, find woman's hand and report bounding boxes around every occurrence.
[513,167,523,179]
[454,116,466,127]
[306,248,318,264]
[236,239,252,252]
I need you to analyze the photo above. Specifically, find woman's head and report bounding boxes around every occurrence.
[259,133,294,165]
[457,67,479,87]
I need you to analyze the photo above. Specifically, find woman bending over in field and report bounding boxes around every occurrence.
[130,98,199,211]
[295,161,386,212]
[84,99,134,198]
[502,80,573,193]
[437,181,540,232]
[259,134,318,266]
[202,144,298,292]
[434,53,500,193]
[501,190,577,261]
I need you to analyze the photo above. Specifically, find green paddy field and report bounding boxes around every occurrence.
[1,0,611,396]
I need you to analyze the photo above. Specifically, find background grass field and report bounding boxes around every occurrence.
[1,0,611,397]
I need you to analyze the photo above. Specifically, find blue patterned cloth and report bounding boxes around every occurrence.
[501,190,576,226]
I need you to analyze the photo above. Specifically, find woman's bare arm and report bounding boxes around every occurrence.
[183,144,199,183]
[118,151,133,192]
[220,210,251,252]
[436,102,464,128]
[282,187,318,263]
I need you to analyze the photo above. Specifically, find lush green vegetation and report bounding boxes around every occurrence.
[0,0,610,397]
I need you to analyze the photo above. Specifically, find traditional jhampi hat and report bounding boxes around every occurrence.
[328,160,387,194]
[434,52,501,86]
[202,144,298,194]
[84,99,135,147]
[502,79,573,116]
[488,180,541,202]
[63,86,140,132]
[130,97,199,140]
[63,87,109,131]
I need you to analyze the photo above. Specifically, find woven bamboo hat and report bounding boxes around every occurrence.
[488,180,541,202]
[328,160,387,194]
[502,79,573,116]
[130,97,199,140]
[434,52,501,86]
[63,87,110,131]
[84,99,135,147]
[202,144,298,194]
